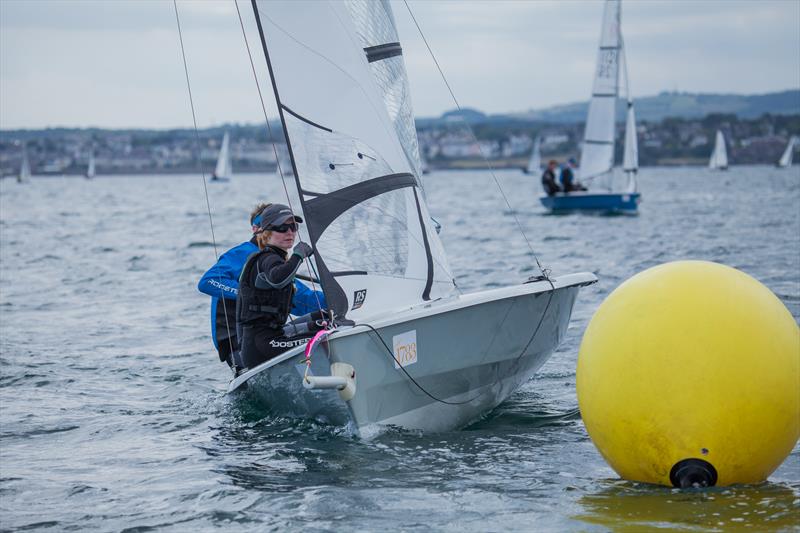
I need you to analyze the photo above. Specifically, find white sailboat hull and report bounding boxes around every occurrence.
[228,272,596,434]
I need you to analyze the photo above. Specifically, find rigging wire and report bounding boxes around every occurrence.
[173,0,237,365]
[402,0,551,284]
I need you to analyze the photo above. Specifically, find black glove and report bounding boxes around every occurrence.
[292,242,313,260]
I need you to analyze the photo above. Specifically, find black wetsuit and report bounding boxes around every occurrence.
[541,168,561,196]
[560,166,575,192]
[236,245,323,369]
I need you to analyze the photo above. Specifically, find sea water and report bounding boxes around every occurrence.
[1,166,798,531]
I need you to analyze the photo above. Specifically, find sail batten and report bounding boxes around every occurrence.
[252,0,454,320]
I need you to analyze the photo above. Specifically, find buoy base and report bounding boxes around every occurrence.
[670,458,718,488]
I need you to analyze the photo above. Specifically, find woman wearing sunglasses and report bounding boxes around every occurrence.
[236,203,328,371]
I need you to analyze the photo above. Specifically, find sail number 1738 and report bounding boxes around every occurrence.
[392,330,418,369]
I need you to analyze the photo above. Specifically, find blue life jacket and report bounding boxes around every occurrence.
[197,238,326,353]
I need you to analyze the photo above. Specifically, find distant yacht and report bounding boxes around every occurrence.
[210,131,232,182]
[523,135,541,174]
[777,135,798,168]
[86,149,96,179]
[708,130,728,170]
[540,0,640,213]
[18,144,31,183]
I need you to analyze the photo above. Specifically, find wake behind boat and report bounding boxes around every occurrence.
[216,0,596,434]
[540,0,640,213]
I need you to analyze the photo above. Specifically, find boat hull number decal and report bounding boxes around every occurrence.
[392,330,418,369]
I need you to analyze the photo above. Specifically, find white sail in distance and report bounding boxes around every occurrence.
[213,132,232,179]
[253,0,455,321]
[18,145,30,183]
[778,135,797,168]
[709,130,728,170]
[527,136,542,174]
[580,0,621,183]
[86,150,96,179]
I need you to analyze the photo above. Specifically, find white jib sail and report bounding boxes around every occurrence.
[214,132,232,179]
[527,136,542,174]
[254,0,455,321]
[778,135,797,168]
[580,0,621,184]
[620,38,637,174]
[709,130,728,169]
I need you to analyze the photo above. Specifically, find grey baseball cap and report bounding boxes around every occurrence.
[255,203,303,229]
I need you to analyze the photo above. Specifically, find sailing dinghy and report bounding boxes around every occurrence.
[540,0,640,213]
[708,130,728,170]
[224,0,596,434]
[777,135,797,168]
[211,131,232,182]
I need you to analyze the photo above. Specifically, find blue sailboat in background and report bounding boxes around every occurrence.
[540,0,640,213]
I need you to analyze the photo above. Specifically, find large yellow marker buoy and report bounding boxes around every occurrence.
[577,261,800,487]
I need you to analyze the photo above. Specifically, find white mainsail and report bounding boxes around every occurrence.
[86,150,96,179]
[254,0,455,321]
[709,130,728,170]
[778,135,797,168]
[213,131,232,179]
[527,136,542,174]
[18,145,30,183]
[580,0,621,183]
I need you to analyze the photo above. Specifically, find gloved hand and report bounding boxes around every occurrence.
[292,242,314,260]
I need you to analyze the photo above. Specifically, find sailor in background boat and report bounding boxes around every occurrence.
[198,203,326,370]
[560,158,587,193]
[541,160,562,196]
[236,204,330,371]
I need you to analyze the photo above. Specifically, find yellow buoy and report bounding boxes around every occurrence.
[577,261,800,487]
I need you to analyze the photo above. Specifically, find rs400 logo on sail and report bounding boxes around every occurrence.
[392,330,417,369]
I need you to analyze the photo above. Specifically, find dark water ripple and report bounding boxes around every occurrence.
[1,167,799,531]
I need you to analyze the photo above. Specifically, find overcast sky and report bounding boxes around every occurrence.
[1,0,799,130]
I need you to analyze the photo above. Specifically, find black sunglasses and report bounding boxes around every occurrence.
[267,222,299,233]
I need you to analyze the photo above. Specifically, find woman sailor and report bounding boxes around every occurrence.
[236,203,329,370]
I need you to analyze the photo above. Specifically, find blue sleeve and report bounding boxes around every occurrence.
[198,244,252,300]
[291,280,327,315]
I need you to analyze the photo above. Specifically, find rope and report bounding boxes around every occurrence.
[402,1,552,283]
[172,0,237,368]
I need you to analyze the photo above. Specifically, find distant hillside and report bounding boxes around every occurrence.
[419,89,800,126]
